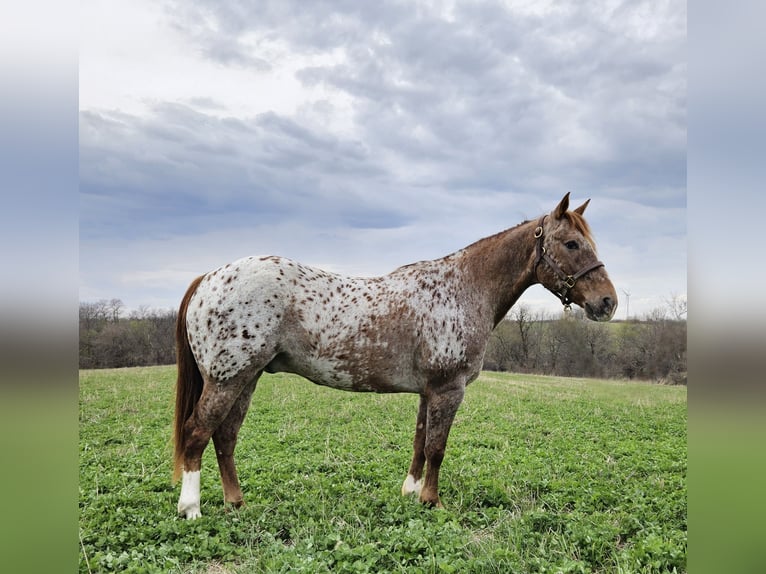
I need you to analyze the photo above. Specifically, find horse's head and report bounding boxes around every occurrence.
[534,193,617,321]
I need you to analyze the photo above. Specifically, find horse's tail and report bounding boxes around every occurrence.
[172,274,206,484]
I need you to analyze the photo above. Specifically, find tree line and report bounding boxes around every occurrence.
[79,299,177,369]
[484,302,686,383]
[79,298,686,383]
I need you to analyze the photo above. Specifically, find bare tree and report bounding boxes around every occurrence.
[487,319,515,371]
[664,293,687,321]
[511,304,533,369]
[108,298,124,322]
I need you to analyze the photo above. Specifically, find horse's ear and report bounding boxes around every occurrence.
[553,192,570,219]
[573,198,590,215]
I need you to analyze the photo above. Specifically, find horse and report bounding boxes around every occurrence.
[173,193,617,518]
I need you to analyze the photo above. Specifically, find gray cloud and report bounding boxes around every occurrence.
[159,0,685,199]
[80,101,409,242]
[80,0,686,316]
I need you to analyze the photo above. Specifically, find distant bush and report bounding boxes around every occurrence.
[79,300,176,369]
[485,305,686,383]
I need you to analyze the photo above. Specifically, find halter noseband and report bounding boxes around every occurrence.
[533,216,605,309]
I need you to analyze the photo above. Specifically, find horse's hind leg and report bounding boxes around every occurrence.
[402,395,428,496]
[213,372,260,509]
[177,375,252,519]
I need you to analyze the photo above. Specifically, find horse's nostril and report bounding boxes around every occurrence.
[603,296,614,309]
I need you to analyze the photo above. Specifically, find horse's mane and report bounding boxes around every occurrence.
[460,210,597,254]
[393,210,597,274]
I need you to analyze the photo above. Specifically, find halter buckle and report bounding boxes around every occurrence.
[564,276,576,289]
[534,226,543,238]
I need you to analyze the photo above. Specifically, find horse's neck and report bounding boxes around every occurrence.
[457,220,538,326]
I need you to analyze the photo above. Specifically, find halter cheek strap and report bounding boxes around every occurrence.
[533,216,605,308]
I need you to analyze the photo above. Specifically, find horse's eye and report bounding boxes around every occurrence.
[565,240,579,250]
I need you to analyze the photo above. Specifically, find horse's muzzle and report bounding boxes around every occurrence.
[585,296,617,322]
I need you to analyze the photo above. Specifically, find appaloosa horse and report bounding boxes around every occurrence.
[173,193,617,518]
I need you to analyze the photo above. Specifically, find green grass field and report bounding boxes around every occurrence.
[79,366,686,573]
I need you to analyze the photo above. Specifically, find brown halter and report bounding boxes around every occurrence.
[533,216,605,309]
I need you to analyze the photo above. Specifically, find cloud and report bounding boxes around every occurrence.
[79,0,686,317]
[156,0,685,197]
[80,102,404,241]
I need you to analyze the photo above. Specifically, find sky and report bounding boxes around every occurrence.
[79,0,686,320]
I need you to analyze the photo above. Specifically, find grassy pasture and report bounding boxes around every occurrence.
[79,366,686,573]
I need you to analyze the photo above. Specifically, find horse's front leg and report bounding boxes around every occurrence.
[402,394,428,496]
[419,384,465,508]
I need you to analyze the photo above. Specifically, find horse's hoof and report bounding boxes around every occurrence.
[401,474,422,496]
[419,493,443,508]
[178,505,202,519]
[225,500,245,512]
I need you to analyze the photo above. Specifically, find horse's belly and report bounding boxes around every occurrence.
[270,350,422,394]
[314,370,422,394]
